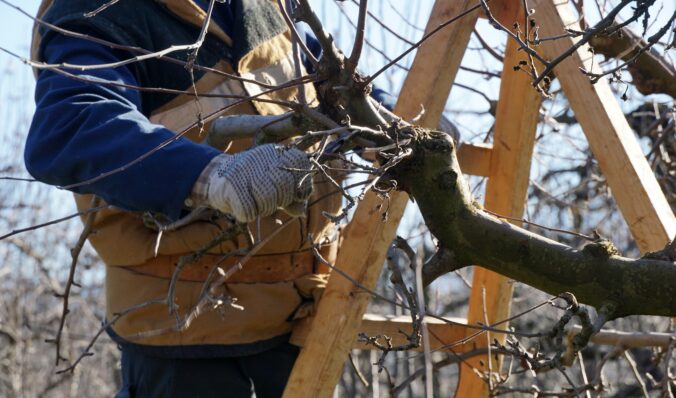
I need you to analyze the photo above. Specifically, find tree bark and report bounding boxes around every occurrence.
[590,26,676,98]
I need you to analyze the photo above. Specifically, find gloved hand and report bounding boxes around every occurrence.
[193,144,313,223]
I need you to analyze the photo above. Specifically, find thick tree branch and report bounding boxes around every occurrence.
[390,131,676,318]
[590,24,676,97]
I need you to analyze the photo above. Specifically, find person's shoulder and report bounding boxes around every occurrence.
[38,0,165,33]
[37,0,196,54]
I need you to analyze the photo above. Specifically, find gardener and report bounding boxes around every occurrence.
[26,1,363,396]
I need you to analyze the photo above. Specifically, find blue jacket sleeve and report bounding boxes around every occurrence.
[26,34,221,219]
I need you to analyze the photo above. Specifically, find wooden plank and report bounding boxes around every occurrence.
[568,325,675,348]
[455,25,543,397]
[291,314,469,353]
[395,0,482,125]
[291,314,675,352]
[283,191,408,398]
[284,1,482,397]
[533,0,676,252]
[458,142,493,177]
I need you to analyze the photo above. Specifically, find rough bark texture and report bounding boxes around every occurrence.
[391,129,676,318]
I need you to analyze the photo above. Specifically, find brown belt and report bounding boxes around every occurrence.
[122,250,318,283]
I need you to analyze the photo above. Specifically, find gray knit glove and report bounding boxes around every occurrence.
[195,145,313,223]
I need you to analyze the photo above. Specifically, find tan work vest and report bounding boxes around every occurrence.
[34,0,341,347]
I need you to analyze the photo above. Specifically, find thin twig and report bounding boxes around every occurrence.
[313,246,549,340]
[482,208,596,241]
[347,0,368,71]
[56,298,166,373]
[364,3,483,86]
[392,347,514,396]
[478,0,549,68]
[0,0,280,88]
[0,176,36,182]
[346,0,415,46]
[623,350,650,398]
[414,242,433,398]
[583,11,676,83]
[348,353,370,387]
[473,28,504,62]
[26,61,316,102]
[482,287,494,392]
[127,217,300,342]
[296,0,343,64]
[277,0,319,69]
[0,205,109,241]
[166,223,245,315]
[577,351,593,398]
[84,0,120,18]
[532,0,636,86]
[51,196,102,366]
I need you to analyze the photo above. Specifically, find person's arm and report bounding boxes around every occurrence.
[28,33,313,223]
[26,34,221,219]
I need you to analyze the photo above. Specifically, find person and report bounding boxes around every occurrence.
[26,1,402,396]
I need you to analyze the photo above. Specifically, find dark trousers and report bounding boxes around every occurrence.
[115,343,299,398]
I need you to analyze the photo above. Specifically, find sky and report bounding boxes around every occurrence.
[1,0,41,62]
[1,0,42,134]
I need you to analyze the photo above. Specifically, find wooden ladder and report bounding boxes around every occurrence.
[283,1,676,396]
